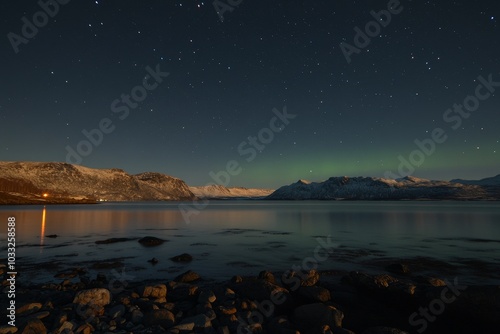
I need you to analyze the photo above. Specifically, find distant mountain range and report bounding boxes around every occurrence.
[0,161,195,204]
[190,184,274,199]
[0,161,498,204]
[267,176,500,200]
[451,174,500,186]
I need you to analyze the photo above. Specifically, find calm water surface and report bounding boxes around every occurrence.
[1,201,499,285]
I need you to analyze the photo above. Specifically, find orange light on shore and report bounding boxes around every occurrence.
[43,193,49,198]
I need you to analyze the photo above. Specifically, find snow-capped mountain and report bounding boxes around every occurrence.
[266,176,496,200]
[451,175,500,186]
[190,184,274,199]
[0,161,195,204]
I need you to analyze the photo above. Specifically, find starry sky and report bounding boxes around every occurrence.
[1,0,499,188]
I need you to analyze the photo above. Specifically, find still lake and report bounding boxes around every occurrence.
[1,201,500,285]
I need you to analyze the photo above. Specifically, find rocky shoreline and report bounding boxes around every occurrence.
[1,264,499,334]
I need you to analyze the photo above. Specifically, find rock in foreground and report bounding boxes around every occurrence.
[138,236,165,246]
[4,268,499,334]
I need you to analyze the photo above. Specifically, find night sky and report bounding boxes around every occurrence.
[1,0,499,188]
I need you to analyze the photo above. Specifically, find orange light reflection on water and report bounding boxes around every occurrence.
[40,206,46,252]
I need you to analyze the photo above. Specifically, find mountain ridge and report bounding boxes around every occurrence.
[1,161,498,203]
[0,161,195,204]
[266,175,499,200]
[451,174,500,186]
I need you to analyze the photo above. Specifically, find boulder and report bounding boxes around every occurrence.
[346,272,416,301]
[130,309,144,324]
[387,281,416,296]
[0,326,18,334]
[425,277,447,287]
[73,288,111,307]
[20,319,46,334]
[347,272,398,290]
[144,309,175,328]
[230,278,290,302]
[174,270,200,283]
[28,311,49,320]
[16,303,42,316]
[297,286,331,303]
[385,263,411,275]
[55,322,75,333]
[172,323,195,331]
[293,303,344,331]
[95,237,132,244]
[75,323,93,334]
[198,290,217,303]
[107,304,126,319]
[267,316,300,334]
[168,285,199,302]
[170,253,193,262]
[282,269,320,288]
[138,284,167,299]
[179,314,212,330]
[258,270,276,283]
[138,236,165,246]
[217,305,237,315]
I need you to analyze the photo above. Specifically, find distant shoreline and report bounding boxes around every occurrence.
[0,193,99,205]
[2,197,500,206]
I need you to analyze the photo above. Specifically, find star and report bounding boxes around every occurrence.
[3,0,498,188]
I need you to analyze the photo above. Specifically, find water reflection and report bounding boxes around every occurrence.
[1,201,499,284]
[40,206,46,252]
